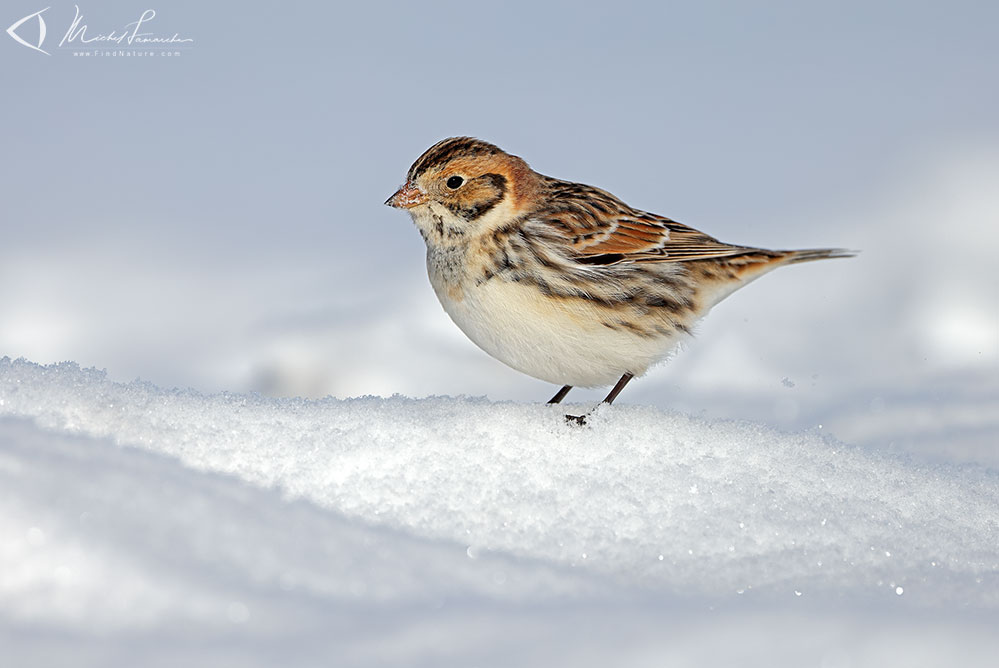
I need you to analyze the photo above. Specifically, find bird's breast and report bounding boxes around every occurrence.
[426,244,469,302]
[423,245,684,387]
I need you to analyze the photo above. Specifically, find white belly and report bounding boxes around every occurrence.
[428,269,683,388]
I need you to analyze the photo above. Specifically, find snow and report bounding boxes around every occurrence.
[1,357,997,666]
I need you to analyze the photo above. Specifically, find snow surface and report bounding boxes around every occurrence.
[1,357,997,667]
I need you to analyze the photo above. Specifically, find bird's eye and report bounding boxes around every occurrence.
[446,175,464,189]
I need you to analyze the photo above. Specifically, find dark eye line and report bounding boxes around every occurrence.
[446,175,464,189]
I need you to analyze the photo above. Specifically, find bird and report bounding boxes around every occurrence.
[386,137,853,423]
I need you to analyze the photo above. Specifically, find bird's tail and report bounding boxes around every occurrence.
[782,248,858,264]
[694,246,856,311]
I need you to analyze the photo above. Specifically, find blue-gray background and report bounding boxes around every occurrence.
[2,1,996,459]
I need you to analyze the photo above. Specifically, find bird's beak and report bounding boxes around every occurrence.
[385,182,428,209]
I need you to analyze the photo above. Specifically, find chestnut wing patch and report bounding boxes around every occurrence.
[563,214,760,264]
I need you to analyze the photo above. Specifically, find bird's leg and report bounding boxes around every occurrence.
[565,373,635,425]
[547,385,573,404]
[601,372,634,405]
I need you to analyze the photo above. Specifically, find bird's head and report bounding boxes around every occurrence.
[386,137,540,244]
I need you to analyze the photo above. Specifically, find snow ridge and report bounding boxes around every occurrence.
[1,357,997,666]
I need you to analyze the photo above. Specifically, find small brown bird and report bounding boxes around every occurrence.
[387,137,853,422]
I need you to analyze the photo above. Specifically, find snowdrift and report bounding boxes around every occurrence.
[1,357,997,666]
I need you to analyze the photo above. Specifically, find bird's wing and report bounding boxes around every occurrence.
[537,181,763,264]
[580,215,759,262]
